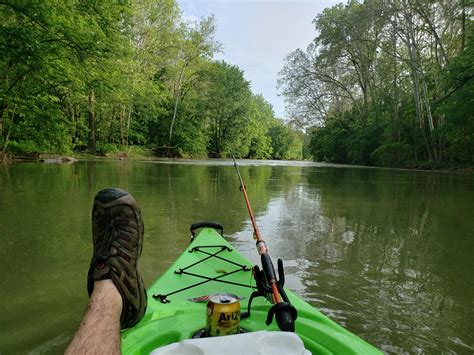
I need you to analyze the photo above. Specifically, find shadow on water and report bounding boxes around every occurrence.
[0,161,473,353]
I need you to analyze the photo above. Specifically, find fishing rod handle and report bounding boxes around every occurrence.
[261,252,282,304]
[261,253,277,284]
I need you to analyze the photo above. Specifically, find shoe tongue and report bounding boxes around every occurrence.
[95,188,128,203]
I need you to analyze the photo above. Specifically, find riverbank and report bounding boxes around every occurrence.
[0,146,154,163]
[401,161,474,174]
[2,149,473,174]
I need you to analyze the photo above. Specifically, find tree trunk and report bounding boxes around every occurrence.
[413,74,433,162]
[420,71,437,160]
[413,0,449,66]
[0,98,6,139]
[120,106,126,146]
[68,100,76,145]
[2,104,17,153]
[392,21,400,143]
[107,110,114,143]
[404,14,433,162]
[75,104,81,144]
[88,90,96,154]
[215,122,219,155]
[420,69,435,133]
[461,0,466,51]
[409,56,433,162]
[438,113,445,161]
[362,85,369,121]
[350,58,369,121]
[126,106,132,146]
[168,65,185,146]
[0,71,10,139]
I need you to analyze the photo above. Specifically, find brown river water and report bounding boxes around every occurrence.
[0,160,473,354]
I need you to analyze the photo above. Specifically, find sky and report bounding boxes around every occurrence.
[177,0,341,119]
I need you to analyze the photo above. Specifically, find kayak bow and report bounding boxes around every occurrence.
[121,224,381,354]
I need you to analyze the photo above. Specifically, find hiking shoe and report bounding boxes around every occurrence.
[87,188,147,329]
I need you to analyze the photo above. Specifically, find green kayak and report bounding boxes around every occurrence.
[121,224,381,354]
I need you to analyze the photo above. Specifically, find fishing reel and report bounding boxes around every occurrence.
[241,258,298,332]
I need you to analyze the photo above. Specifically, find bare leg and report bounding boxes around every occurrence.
[66,280,122,355]
[67,188,147,354]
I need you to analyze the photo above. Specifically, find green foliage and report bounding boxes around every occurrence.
[269,120,303,160]
[309,120,349,163]
[246,95,274,159]
[310,109,418,166]
[96,143,120,155]
[201,61,252,157]
[439,22,474,163]
[8,94,72,154]
[371,142,413,167]
[0,0,302,160]
[280,0,473,167]
[173,107,209,158]
[6,140,40,156]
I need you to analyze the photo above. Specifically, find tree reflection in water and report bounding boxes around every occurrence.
[1,162,472,353]
[233,167,474,354]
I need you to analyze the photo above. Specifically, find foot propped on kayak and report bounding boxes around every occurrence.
[87,188,147,329]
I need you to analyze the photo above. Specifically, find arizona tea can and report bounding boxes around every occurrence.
[206,293,241,336]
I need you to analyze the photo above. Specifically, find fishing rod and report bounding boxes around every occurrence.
[231,154,297,332]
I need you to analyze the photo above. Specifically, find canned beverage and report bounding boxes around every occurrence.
[206,293,241,336]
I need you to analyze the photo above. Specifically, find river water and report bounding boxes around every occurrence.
[0,160,473,354]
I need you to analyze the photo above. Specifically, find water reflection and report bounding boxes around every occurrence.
[232,167,474,354]
[0,162,472,354]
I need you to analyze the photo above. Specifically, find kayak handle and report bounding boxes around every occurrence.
[190,221,224,238]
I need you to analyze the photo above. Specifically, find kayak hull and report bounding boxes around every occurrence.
[121,227,381,354]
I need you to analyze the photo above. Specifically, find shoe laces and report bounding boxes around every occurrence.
[95,218,118,263]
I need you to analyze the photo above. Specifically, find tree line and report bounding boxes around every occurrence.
[279,0,472,167]
[0,0,303,160]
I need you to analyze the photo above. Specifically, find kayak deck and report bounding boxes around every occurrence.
[121,227,381,354]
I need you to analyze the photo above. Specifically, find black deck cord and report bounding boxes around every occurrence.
[192,247,252,270]
[153,268,253,303]
[152,244,253,303]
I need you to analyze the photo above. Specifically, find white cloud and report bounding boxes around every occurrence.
[178,0,341,118]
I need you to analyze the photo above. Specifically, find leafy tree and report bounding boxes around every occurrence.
[269,119,303,160]
[0,0,130,154]
[201,61,252,157]
[166,16,221,149]
[0,0,303,161]
[439,21,474,162]
[279,0,472,167]
[246,95,274,159]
